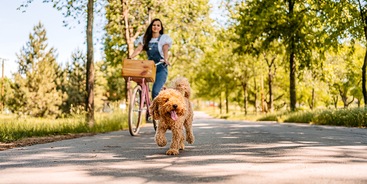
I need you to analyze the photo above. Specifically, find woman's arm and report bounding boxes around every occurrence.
[162,44,170,65]
[129,44,143,59]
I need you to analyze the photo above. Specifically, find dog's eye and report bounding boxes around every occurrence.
[165,98,169,102]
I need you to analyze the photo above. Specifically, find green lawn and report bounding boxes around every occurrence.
[0,111,128,142]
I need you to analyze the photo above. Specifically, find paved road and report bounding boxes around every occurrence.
[1,111,367,184]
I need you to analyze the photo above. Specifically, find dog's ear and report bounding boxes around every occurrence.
[149,97,160,120]
[185,87,190,98]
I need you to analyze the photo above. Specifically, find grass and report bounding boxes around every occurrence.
[0,111,128,142]
[204,107,367,128]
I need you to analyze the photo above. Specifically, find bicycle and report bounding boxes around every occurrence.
[122,59,164,136]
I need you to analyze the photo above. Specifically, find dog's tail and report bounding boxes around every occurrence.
[170,77,191,98]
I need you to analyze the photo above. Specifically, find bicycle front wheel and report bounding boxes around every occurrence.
[128,85,143,136]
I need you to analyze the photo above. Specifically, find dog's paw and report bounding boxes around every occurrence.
[179,143,185,150]
[186,134,195,144]
[155,137,167,147]
[166,149,179,155]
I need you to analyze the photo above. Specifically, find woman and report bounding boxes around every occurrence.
[129,18,173,99]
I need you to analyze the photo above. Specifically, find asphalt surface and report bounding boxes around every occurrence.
[1,111,367,184]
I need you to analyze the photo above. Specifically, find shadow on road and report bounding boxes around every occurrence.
[1,112,367,183]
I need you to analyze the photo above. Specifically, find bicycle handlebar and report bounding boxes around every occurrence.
[156,61,165,66]
[127,58,167,66]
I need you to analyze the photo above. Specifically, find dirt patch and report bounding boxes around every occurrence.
[0,133,95,151]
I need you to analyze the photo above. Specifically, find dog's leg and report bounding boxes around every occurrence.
[184,111,195,144]
[179,129,185,150]
[155,126,167,147]
[166,128,183,155]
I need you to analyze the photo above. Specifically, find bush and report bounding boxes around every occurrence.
[256,107,367,128]
[284,110,315,123]
[312,108,367,127]
[257,111,288,122]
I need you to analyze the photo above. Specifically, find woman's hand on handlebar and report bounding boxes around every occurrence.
[160,59,170,66]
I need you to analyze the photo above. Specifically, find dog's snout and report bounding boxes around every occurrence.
[173,104,178,109]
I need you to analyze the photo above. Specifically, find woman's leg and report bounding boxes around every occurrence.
[152,69,168,99]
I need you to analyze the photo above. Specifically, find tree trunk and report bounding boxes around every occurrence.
[288,0,297,111]
[261,75,266,113]
[363,48,367,107]
[226,90,229,114]
[253,77,258,114]
[1,59,4,112]
[242,81,248,115]
[311,88,315,110]
[268,68,274,113]
[86,0,95,127]
[121,0,148,105]
[219,95,222,114]
[332,95,338,109]
[289,52,297,111]
[122,0,131,105]
[122,0,134,57]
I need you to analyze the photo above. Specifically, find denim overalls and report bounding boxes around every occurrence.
[147,35,168,99]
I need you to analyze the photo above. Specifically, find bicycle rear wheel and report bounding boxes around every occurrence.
[128,85,143,136]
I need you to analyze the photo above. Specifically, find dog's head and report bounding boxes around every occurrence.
[149,89,187,121]
[170,77,191,98]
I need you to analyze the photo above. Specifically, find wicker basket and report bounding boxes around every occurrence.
[122,59,157,82]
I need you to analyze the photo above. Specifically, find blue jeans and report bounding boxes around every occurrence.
[152,68,168,99]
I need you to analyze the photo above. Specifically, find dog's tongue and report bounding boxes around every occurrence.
[170,111,178,121]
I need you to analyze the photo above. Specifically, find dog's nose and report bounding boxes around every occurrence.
[173,104,177,109]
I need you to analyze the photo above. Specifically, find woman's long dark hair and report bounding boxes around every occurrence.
[143,18,164,51]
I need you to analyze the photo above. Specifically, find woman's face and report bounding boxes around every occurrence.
[151,21,162,34]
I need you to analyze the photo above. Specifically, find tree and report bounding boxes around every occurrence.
[9,22,63,117]
[60,49,87,114]
[1,77,13,112]
[317,0,367,107]
[228,0,329,111]
[20,0,102,126]
[325,43,363,108]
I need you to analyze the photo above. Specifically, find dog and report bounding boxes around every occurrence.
[149,77,194,155]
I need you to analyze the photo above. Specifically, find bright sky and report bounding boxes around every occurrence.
[0,1,103,78]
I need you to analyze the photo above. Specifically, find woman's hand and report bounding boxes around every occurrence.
[164,58,170,66]
[161,59,170,66]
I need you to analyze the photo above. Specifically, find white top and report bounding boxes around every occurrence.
[136,34,173,59]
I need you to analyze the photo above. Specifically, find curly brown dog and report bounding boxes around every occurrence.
[149,77,194,155]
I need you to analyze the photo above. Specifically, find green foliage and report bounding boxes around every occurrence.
[257,111,288,122]
[257,114,279,121]
[283,111,315,123]
[9,22,64,118]
[161,0,215,80]
[104,0,158,66]
[60,49,87,114]
[1,77,13,111]
[312,108,367,127]
[228,0,333,111]
[94,61,109,112]
[104,66,126,102]
[11,0,367,122]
